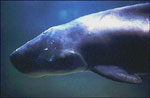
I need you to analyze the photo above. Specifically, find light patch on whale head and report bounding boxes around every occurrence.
[78,13,149,35]
[44,48,48,51]
[15,48,19,52]
[100,15,150,34]
[77,15,101,34]
[142,18,149,33]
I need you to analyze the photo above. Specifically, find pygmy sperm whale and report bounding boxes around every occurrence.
[10,3,150,84]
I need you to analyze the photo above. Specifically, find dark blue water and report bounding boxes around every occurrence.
[1,1,150,97]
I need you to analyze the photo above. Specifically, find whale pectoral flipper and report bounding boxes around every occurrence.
[91,65,142,83]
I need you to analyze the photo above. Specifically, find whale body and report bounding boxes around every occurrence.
[10,3,150,83]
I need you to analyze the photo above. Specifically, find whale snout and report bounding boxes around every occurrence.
[10,49,35,74]
[9,34,49,76]
[10,48,51,78]
[10,50,27,73]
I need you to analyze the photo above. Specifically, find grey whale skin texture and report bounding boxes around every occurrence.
[10,3,150,84]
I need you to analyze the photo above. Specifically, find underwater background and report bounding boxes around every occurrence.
[1,1,150,97]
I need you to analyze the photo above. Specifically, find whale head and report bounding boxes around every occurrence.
[10,26,86,77]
